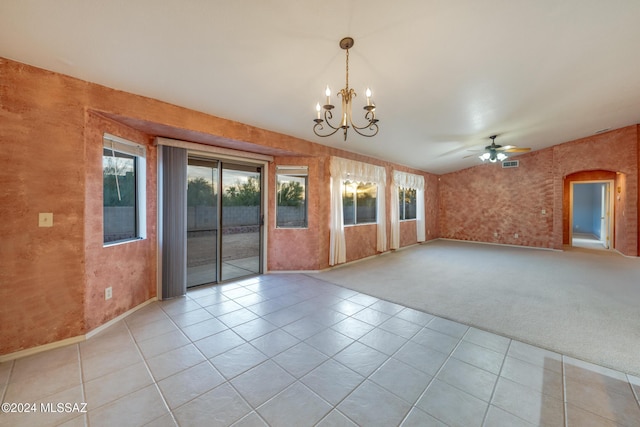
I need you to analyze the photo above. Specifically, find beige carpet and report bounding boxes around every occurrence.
[314,239,640,376]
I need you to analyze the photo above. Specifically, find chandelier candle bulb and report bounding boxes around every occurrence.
[366,88,372,106]
[316,102,321,119]
[325,86,331,106]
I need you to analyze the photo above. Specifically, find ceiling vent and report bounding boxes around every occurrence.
[502,160,519,168]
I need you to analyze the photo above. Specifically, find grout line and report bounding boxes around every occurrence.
[480,336,511,427]
[0,359,15,403]
[122,318,179,427]
[398,324,470,427]
[626,374,640,411]
[562,355,569,427]
[75,344,89,427]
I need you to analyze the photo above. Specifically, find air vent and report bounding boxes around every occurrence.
[502,160,519,168]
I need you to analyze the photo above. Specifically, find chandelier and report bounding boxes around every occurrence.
[313,37,379,141]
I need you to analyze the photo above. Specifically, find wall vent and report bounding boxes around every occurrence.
[502,160,519,168]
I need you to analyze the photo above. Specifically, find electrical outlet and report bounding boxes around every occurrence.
[494,232,498,237]
[514,233,519,238]
[105,287,112,300]
[541,209,546,215]
[39,212,53,227]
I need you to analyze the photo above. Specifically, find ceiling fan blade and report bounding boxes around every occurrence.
[504,147,531,153]
[463,153,480,159]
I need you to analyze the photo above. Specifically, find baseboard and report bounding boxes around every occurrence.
[267,270,324,274]
[439,238,562,252]
[0,297,157,363]
[0,336,86,363]
[613,249,640,259]
[391,242,424,252]
[85,297,157,339]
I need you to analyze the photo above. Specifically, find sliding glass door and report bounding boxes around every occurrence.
[221,164,262,281]
[187,158,262,287]
[187,159,219,287]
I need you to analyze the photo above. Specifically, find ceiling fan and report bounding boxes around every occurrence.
[465,135,531,163]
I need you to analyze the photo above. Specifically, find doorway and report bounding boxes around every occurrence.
[187,158,263,287]
[570,180,614,250]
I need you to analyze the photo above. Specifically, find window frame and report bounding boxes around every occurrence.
[275,166,308,229]
[103,133,146,246]
[399,186,417,221]
[343,180,378,226]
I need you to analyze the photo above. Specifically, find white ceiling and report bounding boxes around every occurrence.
[2,1,640,174]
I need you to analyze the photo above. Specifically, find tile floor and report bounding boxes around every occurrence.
[1,274,639,427]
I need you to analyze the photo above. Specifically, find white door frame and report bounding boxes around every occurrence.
[156,137,272,299]
[569,180,614,249]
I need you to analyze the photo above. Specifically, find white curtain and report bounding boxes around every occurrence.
[391,170,426,249]
[329,157,387,266]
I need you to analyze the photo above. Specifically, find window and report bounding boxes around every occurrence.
[399,187,417,220]
[343,181,377,225]
[103,134,146,244]
[276,166,308,228]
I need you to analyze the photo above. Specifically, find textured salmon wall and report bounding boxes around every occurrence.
[269,156,326,271]
[345,225,379,262]
[615,172,629,252]
[439,149,555,248]
[84,112,157,331]
[425,174,440,240]
[0,60,86,354]
[399,221,417,247]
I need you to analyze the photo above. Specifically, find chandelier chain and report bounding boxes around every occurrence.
[345,48,349,92]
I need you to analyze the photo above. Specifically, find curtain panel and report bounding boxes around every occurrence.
[160,146,188,299]
[329,157,387,266]
[391,170,426,249]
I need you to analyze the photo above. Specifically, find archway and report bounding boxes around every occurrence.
[563,170,617,249]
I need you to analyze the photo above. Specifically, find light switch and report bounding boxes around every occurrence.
[39,212,53,227]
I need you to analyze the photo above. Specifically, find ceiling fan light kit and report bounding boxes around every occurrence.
[313,37,379,141]
[478,135,531,163]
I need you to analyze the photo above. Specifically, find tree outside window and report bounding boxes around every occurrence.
[276,173,307,227]
[103,137,145,244]
[343,181,377,225]
[399,187,417,220]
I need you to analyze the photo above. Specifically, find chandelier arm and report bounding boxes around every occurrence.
[313,121,343,138]
[322,109,341,130]
[351,122,379,137]
[350,109,379,130]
